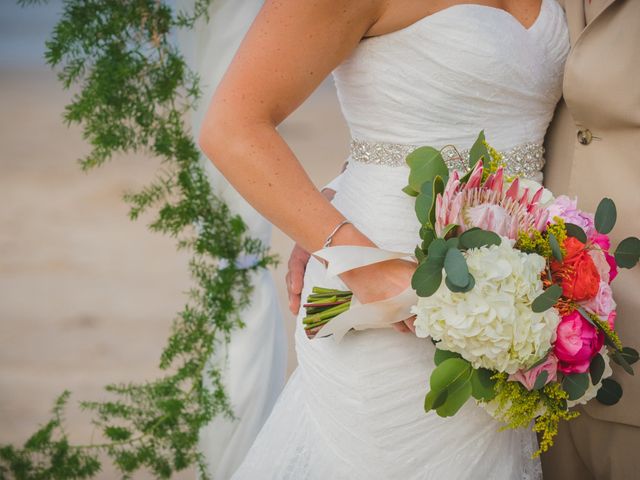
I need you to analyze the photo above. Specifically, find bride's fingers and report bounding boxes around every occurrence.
[404,315,416,334]
[392,315,416,334]
[392,321,411,333]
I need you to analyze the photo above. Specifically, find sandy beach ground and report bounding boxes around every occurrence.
[0,23,349,480]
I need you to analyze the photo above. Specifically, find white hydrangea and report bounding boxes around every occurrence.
[412,239,560,374]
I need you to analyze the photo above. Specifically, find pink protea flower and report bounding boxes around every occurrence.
[435,161,549,239]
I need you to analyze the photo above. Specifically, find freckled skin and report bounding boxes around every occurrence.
[199,0,541,325]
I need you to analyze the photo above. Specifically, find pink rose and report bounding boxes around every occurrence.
[583,281,616,317]
[589,233,618,282]
[554,311,604,374]
[608,310,617,330]
[509,354,558,391]
[589,249,611,283]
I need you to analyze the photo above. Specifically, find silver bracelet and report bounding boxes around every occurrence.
[322,219,352,248]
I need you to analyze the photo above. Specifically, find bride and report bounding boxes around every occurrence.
[198,0,569,478]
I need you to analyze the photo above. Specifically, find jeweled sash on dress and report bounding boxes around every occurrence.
[350,138,545,179]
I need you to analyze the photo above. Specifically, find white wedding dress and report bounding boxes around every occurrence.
[232,0,569,478]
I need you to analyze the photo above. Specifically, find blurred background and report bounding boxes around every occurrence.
[0,1,349,477]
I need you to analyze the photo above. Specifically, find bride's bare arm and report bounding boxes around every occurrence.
[199,0,416,325]
[198,0,383,253]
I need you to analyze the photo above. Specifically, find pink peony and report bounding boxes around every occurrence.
[554,311,604,374]
[583,281,616,317]
[606,253,619,282]
[590,232,610,250]
[547,196,595,237]
[509,354,558,391]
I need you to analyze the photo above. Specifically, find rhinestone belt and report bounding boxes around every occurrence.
[349,138,545,179]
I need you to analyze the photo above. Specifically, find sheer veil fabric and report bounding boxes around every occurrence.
[176,1,287,478]
[230,0,570,479]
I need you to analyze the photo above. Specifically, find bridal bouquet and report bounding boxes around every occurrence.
[303,131,639,454]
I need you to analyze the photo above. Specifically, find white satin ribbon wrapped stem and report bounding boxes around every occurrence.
[310,245,419,342]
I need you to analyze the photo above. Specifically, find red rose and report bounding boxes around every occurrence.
[551,237,600,301]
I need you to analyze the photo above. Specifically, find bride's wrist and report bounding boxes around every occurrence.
[329,224,381,285]
[313,221,376,282]
[328,223,375,249]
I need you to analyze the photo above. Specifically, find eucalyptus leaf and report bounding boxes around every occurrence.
[411,259,443,297]
[596,378,623,405]
[436,379,473,417]
[532,370,549,391]
[434,349,462,366]
[594,198,617,234]
[415,193,432,225]
[562,372,590,401]
[424,388,448,412]
[407,147,449,191]
[446,237,460,250]
[427,238,449,264]
[444,248,470,288]
[445,273,475,293]
[420,228,436,252]
[589,353,605,385]
[428,175,446,226]
[611,349,635,376]
[458,168,473,185]
[440,223,458,239]
[468,130,489,170]
[429,358,472,393]
[621,347,640,365]
[576,307,597,328]
[531,284,562,313]
[470,368,497,401]
[421,181,434,195]
[414,246,426,263]
[614,237,640,269]
[402,185,419,197]
[420,225,433,238]
[458,229,502,250]
[565,223,587,243]
[548,233,563,261]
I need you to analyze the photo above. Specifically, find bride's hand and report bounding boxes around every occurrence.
[339,258,417,334]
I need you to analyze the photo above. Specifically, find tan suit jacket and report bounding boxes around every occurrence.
[543,0,640,478]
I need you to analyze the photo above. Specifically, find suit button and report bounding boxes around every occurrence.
[577,129,593,145]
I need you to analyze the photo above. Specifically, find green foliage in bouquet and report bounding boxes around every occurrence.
[423,350,497,418]
[1,1,276,479]
[404,130,640,456]
[404,131,503,299]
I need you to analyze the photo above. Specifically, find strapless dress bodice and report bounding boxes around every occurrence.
[331,0,570,151]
